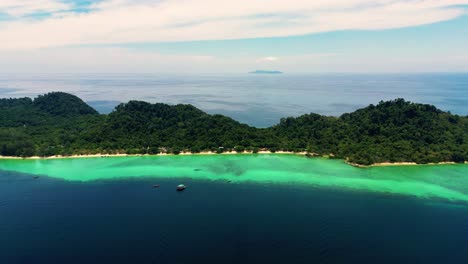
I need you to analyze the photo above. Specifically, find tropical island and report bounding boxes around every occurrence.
[249,70,283,74]
[0,92,466,165]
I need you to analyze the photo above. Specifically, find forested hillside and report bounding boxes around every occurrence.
[0,92,466,165]
[271,99,467,164]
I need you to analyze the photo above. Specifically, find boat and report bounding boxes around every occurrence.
[176,184,186,191]
[153,184,160,188]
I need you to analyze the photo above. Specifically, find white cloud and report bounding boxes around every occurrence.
[0,0,467,50]
[0,0,71,17]
[257,57,279,63]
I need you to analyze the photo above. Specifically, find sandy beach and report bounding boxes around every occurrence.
[0,150,309,160]
[346,160,466,168]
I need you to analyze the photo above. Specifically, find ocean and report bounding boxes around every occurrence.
[1,73,468,263]
[1,155,468,263]
[0,73,467,127]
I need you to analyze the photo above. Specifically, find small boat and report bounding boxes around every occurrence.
[176,184,186,191]
[153,184,160,188]
[33,176,39,179]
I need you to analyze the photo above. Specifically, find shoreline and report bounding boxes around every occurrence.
[0,152,466,167]
[346,160,467,168]
[0,150,308,160]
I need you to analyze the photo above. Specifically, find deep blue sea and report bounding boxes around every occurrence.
[0,73,467,127]
[1,171,468,264]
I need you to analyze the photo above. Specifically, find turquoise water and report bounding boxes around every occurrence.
[1,155,467,202]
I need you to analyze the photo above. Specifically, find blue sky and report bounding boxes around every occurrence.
[0,0,467,73]
[124,16,468,57]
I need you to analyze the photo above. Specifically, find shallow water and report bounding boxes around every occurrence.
[1,155,467,202]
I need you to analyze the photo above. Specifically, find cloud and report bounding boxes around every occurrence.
[257,57,279,63]
[0,0,71,17]
[0,0,467,50]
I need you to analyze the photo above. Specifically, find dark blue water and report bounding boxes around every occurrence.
[0,73,467,127]
[1,171,468,264]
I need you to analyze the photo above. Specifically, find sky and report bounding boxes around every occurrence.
[1,0,468,73]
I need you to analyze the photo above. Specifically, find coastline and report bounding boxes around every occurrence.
[346,160,467,168]
[0,152,466,167]
[0,150,308,160]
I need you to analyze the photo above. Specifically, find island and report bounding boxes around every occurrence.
[0,92,466,165]
[249,70,283,74]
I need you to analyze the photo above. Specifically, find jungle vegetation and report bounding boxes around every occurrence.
[1,92,466,165]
